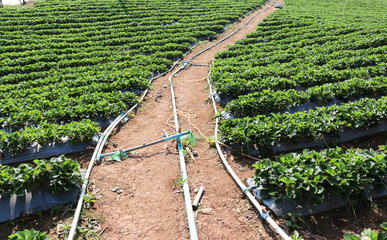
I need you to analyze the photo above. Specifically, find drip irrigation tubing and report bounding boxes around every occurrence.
[206,68,291,240]
[186,3,290,238]
[67,60,181,240]
[68,1,282,239]
[186,2,275,62]
[167,1,289,239]
[165,110,260,161]
[68,38,200,240]
[166,4,277,239]
[168,60,199,240]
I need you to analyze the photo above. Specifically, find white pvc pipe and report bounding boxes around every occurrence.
[178,141,198,240]
[67,60,181,240]
[68,114,123,239]
[164,3,287,240]
[187,3,274,62]
[68,1,282,238]
[206,68,291,240]
[192,186,204,210]
[168,62,198,240]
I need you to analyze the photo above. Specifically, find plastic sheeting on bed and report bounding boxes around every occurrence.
[0,186,79,223]
[1,141,94,165]
[246,178,387,217]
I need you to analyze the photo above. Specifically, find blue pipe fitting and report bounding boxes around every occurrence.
[242,185,254,194]
[163,130,169,138]
[260,210,269,220]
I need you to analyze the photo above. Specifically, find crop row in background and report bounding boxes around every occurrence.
[211,0,387,204]
[0,0,266,154]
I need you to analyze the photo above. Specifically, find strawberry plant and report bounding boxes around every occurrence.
[226,77,387,117]
[0,0,267,154]
[220,97,387,153]
[343,223,387,240]
[0,156,82,196]
[253,146,387,204]
[8,229,48,240]
[212,0,387,154]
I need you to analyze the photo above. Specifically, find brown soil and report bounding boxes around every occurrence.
[23,0,35,8]
[300,197,387,240]
[89,2,285,239]
[2,1,385,239]
[0,203,75,239]
[85,1,387,239]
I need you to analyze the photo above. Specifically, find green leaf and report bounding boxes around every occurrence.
[343,233,361,240]
[381,222,387,231]
[8,229,48,240]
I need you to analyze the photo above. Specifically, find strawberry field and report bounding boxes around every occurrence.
[253,146,386,205]
[0,0,386,238]
[212,0,387,205]
[214,0,387,154]
[0,0,266,155]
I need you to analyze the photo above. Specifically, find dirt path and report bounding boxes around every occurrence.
[90,2,283,239]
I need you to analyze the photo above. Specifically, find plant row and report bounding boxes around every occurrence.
[1,57,169,84]
[219,97,387,153]
[0,120,99,153]
[0,68,149,96]
[0,156,83,196]
[252,146,386,204]
[0,91,138,128]
[1,0,258,20]
[0,35,196,63]
[214,43,387,70]
[0,0,266,154]
[225,77,387,117]
[0,48,186,76]
[214,63,386,99]
[215,28,386,60]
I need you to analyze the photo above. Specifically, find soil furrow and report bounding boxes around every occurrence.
[90,2,282,239]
